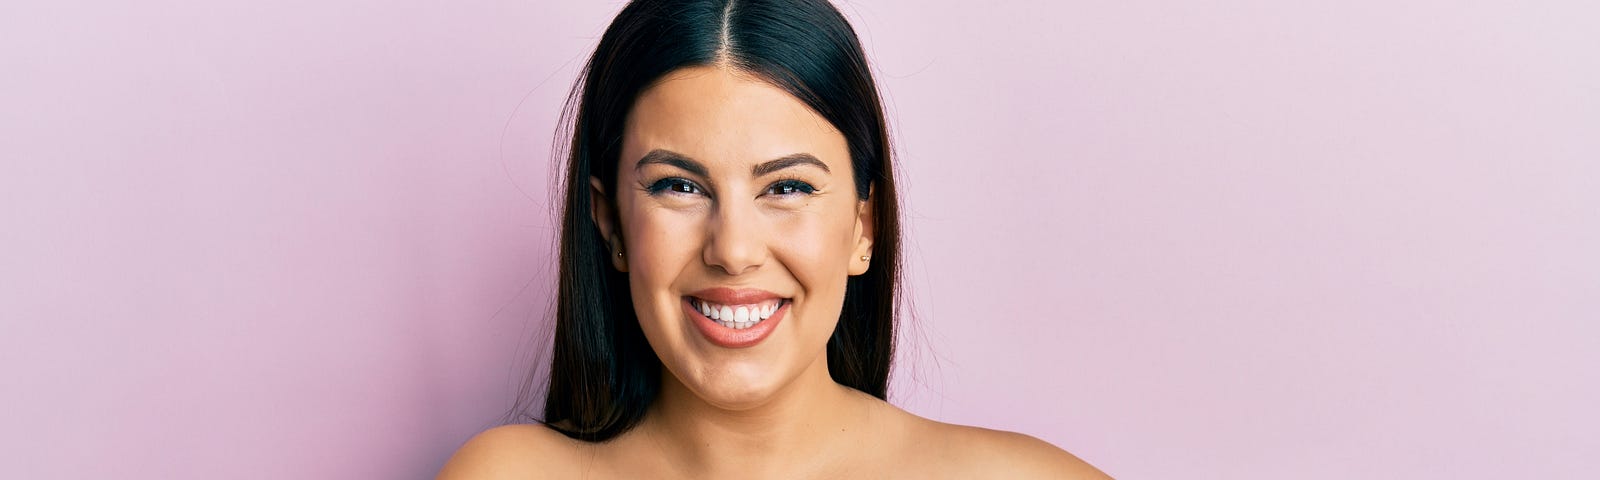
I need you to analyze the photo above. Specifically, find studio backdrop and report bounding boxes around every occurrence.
[1,0,1595,478]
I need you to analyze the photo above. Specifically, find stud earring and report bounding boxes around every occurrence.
[860,255,869,261]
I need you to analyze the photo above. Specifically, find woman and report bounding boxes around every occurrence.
[439,0,1110,477]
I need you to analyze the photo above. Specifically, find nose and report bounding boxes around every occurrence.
[702,198,767,276]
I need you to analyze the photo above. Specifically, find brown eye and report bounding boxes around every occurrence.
[765,180,816,196]
[648,178,704,196]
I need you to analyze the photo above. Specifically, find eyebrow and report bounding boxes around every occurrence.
[633,149,831,178]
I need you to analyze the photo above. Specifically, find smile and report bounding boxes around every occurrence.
[680,288,791,349]
[690,297,784,330]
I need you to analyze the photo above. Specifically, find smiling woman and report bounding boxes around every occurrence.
[437,0,1108,478]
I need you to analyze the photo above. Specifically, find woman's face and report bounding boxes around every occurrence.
[590,65,874,409]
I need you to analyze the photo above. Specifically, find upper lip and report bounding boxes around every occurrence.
[686,287,786,305]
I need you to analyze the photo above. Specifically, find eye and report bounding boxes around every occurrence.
[765,179,817,196]
[647,177,704,196]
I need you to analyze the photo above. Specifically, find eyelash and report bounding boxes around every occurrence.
[646,177,817,198]
[767,179,818,196]
[647,178,703,196]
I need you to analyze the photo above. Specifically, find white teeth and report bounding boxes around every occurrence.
[693,297,787,328]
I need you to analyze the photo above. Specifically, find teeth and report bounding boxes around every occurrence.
[694,297,785,327]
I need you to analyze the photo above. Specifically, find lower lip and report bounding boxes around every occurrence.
[682,296,788,349]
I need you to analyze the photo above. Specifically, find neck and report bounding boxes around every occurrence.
[638,352,871,478]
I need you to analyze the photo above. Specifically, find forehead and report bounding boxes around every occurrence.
[621,66,847,171]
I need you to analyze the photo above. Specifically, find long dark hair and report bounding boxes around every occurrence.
[513,0,901,442]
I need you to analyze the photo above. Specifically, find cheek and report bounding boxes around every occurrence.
[625,204,704,298]
[768,211,853,272]
[630,209,697,265]
[768,204,858,308]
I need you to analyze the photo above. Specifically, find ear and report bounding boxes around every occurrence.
[848,184,876,276]
[590,176,627,272]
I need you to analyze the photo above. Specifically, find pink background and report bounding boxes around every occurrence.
[3,0,1596,478]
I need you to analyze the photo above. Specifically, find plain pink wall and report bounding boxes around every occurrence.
[2,0,1595,477]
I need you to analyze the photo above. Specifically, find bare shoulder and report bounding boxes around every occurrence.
[435,423,589,480]
[906,415,1113,479]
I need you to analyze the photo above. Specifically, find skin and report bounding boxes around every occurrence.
[438,65,1112,479]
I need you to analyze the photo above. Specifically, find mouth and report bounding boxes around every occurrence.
[687,296,786,330]
[680,295,791,348]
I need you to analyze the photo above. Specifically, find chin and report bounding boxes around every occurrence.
[685,360,789,409]
[698,384,780,410]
